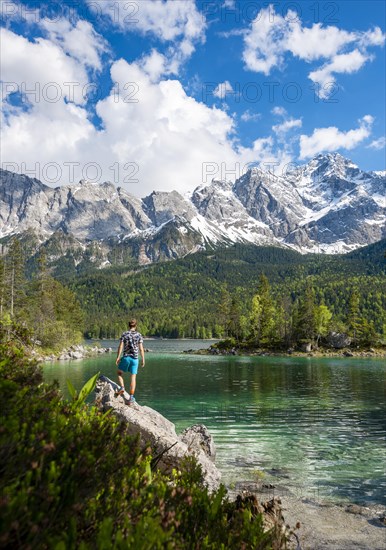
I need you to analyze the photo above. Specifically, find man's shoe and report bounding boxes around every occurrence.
[115,387,125,397]
[129,395,136,404]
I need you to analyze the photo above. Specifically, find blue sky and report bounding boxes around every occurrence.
[0,0,385,195]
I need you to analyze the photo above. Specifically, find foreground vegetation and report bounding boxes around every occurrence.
[0,324,287,549]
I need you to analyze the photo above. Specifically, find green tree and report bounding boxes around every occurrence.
[26,250,84,350]
[250,275,276,346]
[7,238,26,317]
[0,254,6,317]
[314,304,333,345]
[294,280,317,343]
[218,284,232,337]
[347,289,361,344]
[228,294,243,341]
[357,319,378,347]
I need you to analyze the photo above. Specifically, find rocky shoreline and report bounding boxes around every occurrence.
[35,343,113,363]
[274,494,386,550]
[94,376,386,549]
[188,346,386,359]
[229,479,386,550]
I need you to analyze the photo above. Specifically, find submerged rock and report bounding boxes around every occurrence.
[95,376,221,493]
[69,351,83,360]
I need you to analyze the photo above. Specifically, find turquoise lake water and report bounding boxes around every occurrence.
[43,339,386,506]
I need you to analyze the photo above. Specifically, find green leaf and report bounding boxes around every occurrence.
[66,378,77,400]
[145,459,152,484]
[77,372,100,405]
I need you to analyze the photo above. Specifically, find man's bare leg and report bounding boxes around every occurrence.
[116,370,125,395]
[129,374,137,397]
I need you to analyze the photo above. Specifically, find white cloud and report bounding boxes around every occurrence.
[299,116,374,159]
[3,1,205,81]
[0,27,91,107]
[213,81,234,99]
[39,18,109,71]
[89,0,205,42]
[309,49,370,97]
[1,2,108,70]
[87,0,206,77]
[2,47,250,194]
[138,49,168,82]
[2,18,273,196]
[239,136,294,176]
[240,110,261,122]
[1,26,294,197]
[286,20,355,61]
[273,118,302,136]
[271,107,301,138]
[0,8,108,110]
[367,137,386,150]
[359,27,386,47]
[243,6,288,75]
[362,115,374,125]
[243,5,385,95]
[271,106,287,117]
[218,28,247,39]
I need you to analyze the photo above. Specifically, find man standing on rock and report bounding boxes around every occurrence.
[115,319,145,404]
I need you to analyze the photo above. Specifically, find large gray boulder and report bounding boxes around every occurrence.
[326,332,352,349]
[180,424,216,462]
[95,376,221,493]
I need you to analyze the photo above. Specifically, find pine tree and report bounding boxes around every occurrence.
[218,285,231,337]
[347,289,361,344]
[228,295,242,341]
[0,254,6,318]
[314,304,332,345]
[25,249,84,349]
[250,294,262,343]
[295,280,317,343]
[30,249,56,343]
[250,275,276,346]
[7,238,26,317]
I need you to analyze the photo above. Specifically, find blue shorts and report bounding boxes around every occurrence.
[118,356,139,375]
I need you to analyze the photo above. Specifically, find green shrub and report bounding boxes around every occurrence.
[0,335,285,549]
[215,338,237,350]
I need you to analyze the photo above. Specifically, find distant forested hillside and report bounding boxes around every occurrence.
[66,241,386,340]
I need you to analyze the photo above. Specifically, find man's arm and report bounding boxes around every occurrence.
[139,342,145,367]
[116,341,123,366]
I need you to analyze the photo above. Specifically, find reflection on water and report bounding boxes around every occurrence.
[43,340,386,506]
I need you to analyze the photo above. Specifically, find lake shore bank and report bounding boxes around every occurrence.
[35,343,113,363]
[275,493,385,550]
[228,481,386,549]
[189,346,386,359]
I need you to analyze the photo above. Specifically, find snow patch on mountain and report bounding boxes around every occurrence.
[371,194,386,208]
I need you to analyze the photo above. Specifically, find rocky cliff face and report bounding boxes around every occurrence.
[1,153,385,265]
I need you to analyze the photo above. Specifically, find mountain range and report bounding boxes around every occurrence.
[1,153,385,266]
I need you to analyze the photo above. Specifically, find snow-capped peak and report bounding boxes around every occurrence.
[0,152,385,260]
